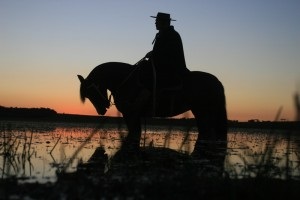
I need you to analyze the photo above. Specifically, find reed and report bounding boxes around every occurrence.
[0,124,36,179]
[60,118,109,173]
[226,106,298,180]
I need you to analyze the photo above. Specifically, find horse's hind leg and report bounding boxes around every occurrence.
[192,110,217,153]
[192,110,227,175]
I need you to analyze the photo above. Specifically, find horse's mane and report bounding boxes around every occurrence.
[80,62,134,102]
[88,62,133,81]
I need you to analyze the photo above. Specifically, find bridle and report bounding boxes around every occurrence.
[86,57,149,109]
[86,83,112,108]
[104,58,145,105]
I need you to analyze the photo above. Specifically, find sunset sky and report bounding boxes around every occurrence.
[1,0,299,121]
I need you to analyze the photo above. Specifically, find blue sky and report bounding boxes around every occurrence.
[1,0,300,121]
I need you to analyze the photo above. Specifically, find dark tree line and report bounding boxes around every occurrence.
[0,106,57,118]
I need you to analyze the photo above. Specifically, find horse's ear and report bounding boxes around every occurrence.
[77,75,85,83]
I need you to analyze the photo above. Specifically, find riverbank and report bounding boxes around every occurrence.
[1,106,300,130]
[1,113,300,131]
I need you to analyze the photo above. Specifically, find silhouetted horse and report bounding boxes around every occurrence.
[78,62,227,157]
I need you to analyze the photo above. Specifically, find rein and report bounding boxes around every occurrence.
[110,57,157,116]
[89,57,155,111]
[118,57,146,87]
[108,57,146,104]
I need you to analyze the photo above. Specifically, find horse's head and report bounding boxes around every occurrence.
[77,75,110,115]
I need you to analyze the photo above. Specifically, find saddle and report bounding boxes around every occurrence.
[134,64,186,115]
[158,76,183,93]
[136,60,183,93]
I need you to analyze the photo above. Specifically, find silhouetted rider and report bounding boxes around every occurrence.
[132,12,189,113]
[143,12,189,88]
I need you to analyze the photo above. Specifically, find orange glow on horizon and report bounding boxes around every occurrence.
[1,97,296,122]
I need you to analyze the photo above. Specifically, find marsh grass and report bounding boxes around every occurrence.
[226,106,300,180]
[0,124,36,180]
[252,107,298,179]
[55,118,110,173]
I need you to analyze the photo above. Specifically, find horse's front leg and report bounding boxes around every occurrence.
[121,115,142,153]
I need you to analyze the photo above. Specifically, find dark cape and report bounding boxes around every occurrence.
[152,26,189,76]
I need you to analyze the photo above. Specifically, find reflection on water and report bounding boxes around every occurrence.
[226,129,300,179]
[0,121,299,183]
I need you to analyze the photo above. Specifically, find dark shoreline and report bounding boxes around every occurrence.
[1,113,300,130]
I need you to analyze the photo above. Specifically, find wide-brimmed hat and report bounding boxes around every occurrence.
[150,12,176,21]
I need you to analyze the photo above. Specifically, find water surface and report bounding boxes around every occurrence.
[1,121,299,183]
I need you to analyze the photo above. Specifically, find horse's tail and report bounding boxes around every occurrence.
[216,85,228,140]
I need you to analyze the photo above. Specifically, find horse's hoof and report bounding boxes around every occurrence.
[113,146,141,162]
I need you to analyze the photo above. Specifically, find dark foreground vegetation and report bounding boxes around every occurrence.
[1,146,300,200]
